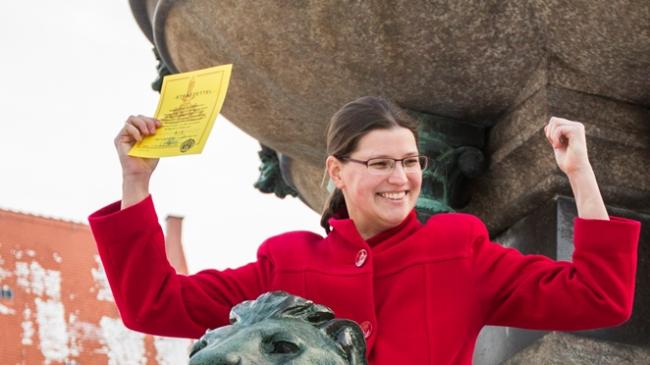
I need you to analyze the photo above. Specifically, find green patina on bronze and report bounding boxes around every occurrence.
[410,111,487,222]
[254,145,299,199]
[189,291,367,365]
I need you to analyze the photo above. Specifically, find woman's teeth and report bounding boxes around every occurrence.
[378,191,407,200]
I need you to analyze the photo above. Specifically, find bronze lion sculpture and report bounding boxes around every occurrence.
[188,291,367,365]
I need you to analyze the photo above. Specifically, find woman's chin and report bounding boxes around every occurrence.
[379,209,411,227]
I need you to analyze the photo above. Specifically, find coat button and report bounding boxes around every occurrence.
[355,249,368,267]
[360,321,373,339]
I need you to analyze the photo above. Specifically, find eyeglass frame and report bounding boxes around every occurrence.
[335,155,429,175]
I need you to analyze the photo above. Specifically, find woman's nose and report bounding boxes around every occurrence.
[387,163,408,183]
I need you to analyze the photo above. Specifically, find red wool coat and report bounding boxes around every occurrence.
[88,196,640,365]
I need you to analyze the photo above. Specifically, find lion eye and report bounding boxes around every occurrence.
[271,340,300,354]
[189,338,208,357]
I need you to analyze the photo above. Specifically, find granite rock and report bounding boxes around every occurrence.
[504,332,650,365]
[130,0,650,219]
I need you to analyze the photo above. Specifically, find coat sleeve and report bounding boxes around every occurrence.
[471,215,641,331]
[88,195,273,338]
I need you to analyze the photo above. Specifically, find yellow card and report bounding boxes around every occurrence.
[129,64,233,157]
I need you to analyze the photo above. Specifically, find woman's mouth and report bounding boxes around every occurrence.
[377,191,408,201]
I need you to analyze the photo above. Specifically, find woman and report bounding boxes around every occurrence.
[89,96,640,364]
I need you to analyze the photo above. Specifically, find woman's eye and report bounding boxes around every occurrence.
[271,340,300,354]
[369,160,391,169]
[403,158,419,168]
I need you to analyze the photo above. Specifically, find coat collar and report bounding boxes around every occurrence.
[327,210,421,249]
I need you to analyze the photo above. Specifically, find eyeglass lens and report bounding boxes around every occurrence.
[367,156,428,174]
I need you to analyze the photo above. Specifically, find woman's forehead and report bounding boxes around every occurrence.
[353,128,418,157]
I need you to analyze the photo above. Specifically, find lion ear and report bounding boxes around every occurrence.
[321,319,368,365]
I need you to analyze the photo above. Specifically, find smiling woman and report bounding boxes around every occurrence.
[88,95,641,365]
[323,97,424,238]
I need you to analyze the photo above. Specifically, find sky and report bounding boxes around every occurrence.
[0,1,322,273]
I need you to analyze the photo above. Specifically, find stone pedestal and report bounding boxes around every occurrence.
[128,1,650,362]
[503,332,650,365]
[464,85,650,234]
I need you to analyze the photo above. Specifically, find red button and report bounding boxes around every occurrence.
[360,321,373,339]
[355,249,368,267]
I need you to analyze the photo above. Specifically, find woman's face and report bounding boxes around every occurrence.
[329,127,422,239]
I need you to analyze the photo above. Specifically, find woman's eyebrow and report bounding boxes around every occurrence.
[366,152,420,159]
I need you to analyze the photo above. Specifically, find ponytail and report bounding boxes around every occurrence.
[320,188,348,233]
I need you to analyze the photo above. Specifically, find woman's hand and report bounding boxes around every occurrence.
[544,117,608,219]
[544,117,591,176]
[115,115,161,208]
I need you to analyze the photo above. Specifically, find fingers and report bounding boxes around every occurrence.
[118,115,161,143]
[551,126,571,148]
[544,117,584,149]
[124,123,143,142]
[128,115,160,135]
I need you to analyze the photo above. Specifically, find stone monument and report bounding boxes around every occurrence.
[129,1,650,363]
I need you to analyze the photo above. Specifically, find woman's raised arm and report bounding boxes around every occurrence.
[114,115,161,209]
[544,117,608,220]
[472,117,640,330]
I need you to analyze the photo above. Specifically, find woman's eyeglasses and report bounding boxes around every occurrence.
[338,155,429,176]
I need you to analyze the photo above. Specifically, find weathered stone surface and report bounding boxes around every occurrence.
[129,0,157,41]
[538,0,650,106]
[135,1,649,141]
[282,155,327,212]
[503,332,650,365]
[131,0,650,222]
[152,0,547,125]
[463,86,650,234]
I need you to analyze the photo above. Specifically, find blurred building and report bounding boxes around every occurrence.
[0,208,191,365]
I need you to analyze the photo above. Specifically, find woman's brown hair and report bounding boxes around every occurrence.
[320,96,419,233]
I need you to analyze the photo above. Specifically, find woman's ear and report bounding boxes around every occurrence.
[326,156,345,189]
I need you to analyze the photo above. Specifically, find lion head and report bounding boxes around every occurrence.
[188,291,367,365]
